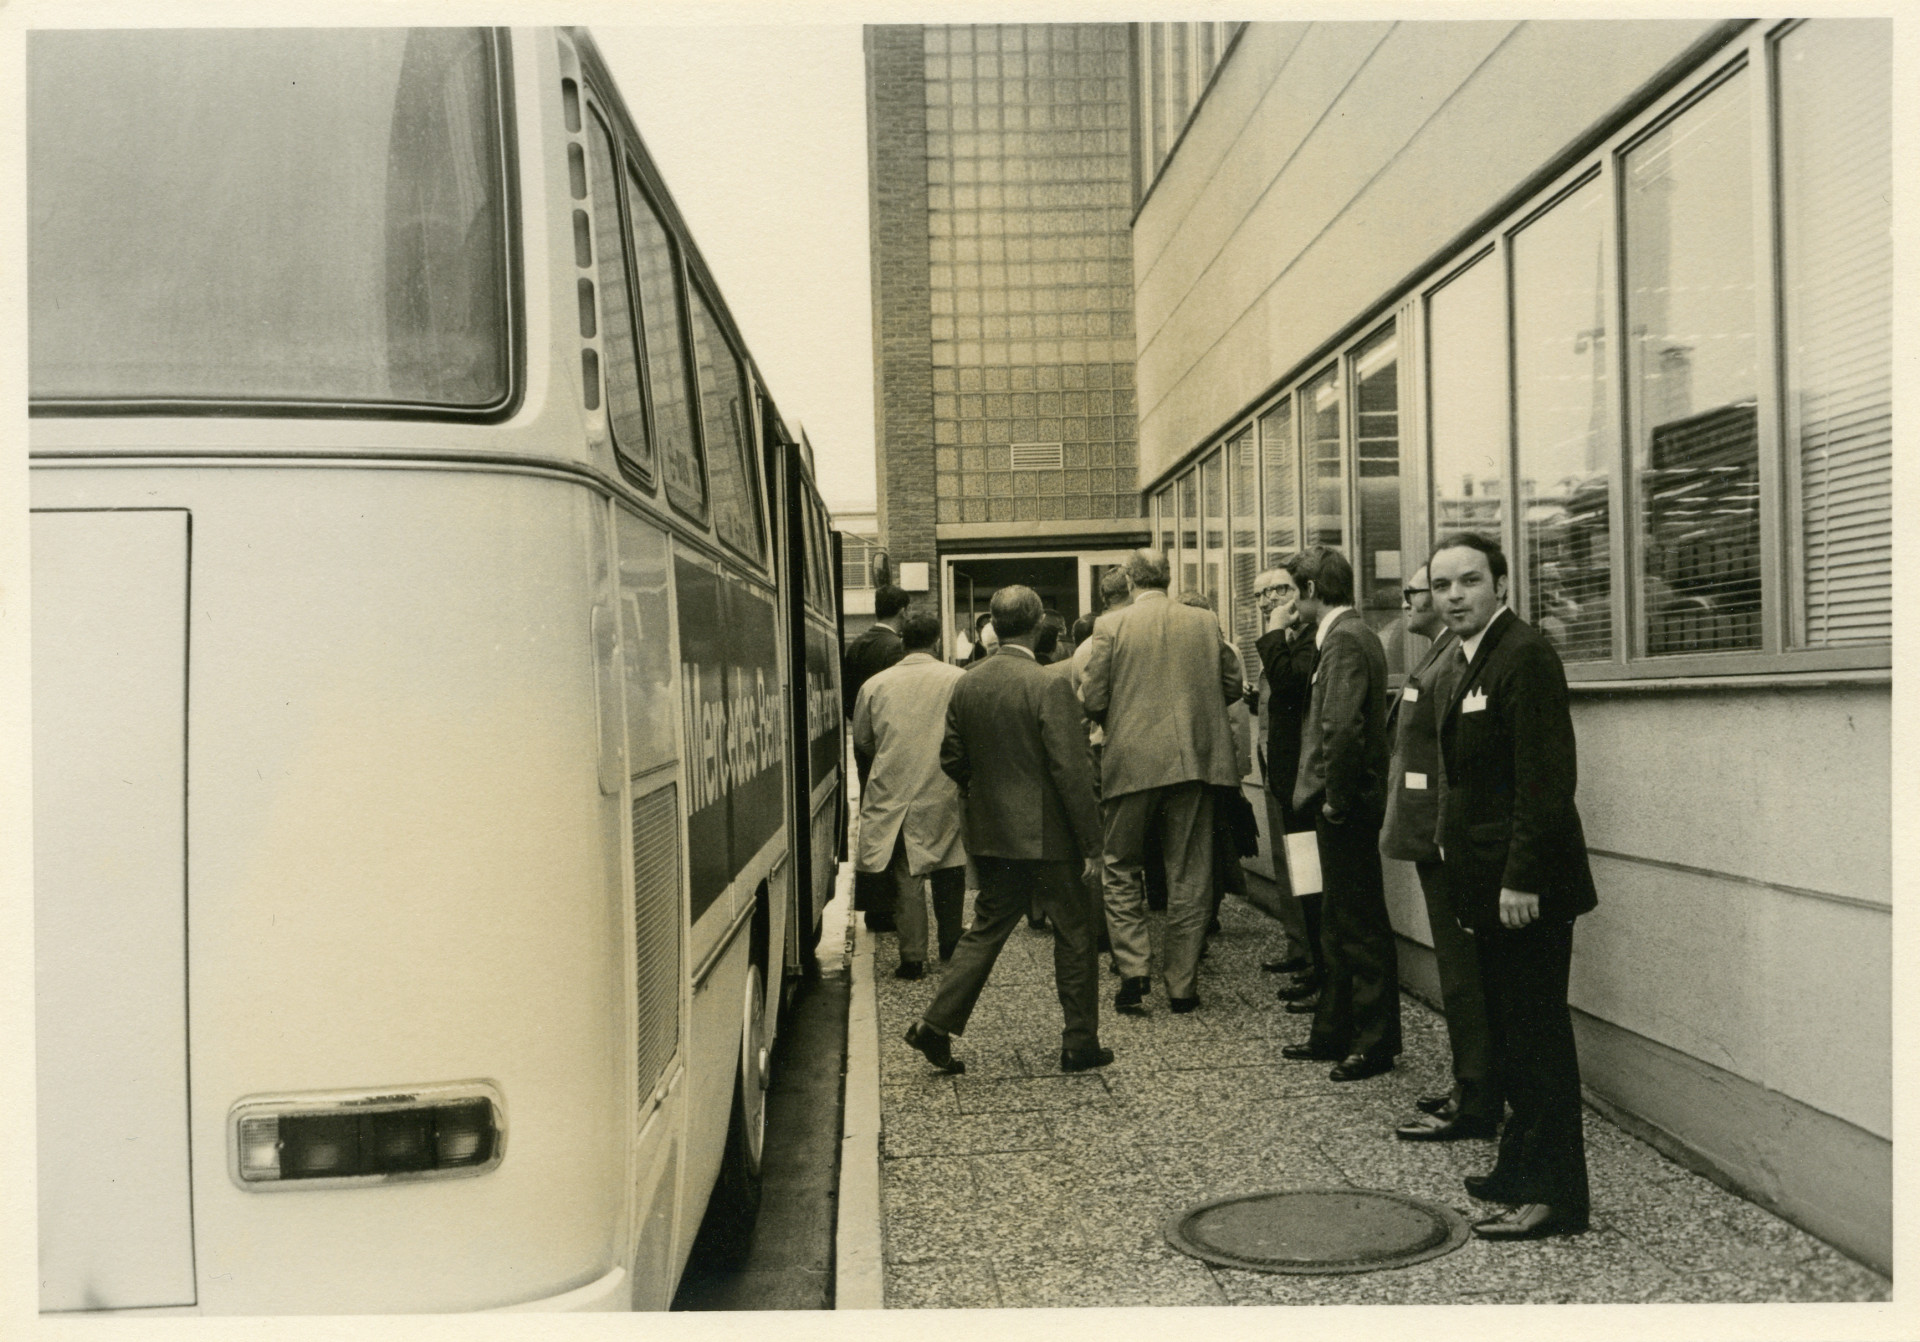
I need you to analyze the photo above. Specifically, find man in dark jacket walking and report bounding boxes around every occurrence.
[903,585,1110,1075]
[1252,565,1324,1003]
[844,584,911,929]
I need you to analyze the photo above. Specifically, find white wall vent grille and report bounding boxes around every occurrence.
[1009,442,1065,471]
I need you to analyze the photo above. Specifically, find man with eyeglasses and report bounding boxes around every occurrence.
[1251,566,1323,1000]
[1380,564,1500,1143]
[1429,532,1597,1241]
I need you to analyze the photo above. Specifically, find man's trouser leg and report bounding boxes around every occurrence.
[1157,781,1214,1001]
[889,835,930,964]
[1262,790,1312,958]
[1481,916,1588,1214]
[1416,858,1497,1119]
[1305,810,1356,1055]
[1326,814,1398,1060]
[928,864,966,958]
[920,855,1030,1039]
[1100,788,1161,980]
[1030,859,1100,1054]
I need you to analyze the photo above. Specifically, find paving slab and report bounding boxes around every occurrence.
[868,887,1892,1308]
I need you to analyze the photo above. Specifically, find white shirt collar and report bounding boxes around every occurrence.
[1314,604,1353,649]
[1460,606,1511,664]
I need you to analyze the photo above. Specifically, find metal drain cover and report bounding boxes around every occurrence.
[1165,1186,1470,1274]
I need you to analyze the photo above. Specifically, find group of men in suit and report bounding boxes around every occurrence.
[1254,533,1596,1240]
[872,531,1596,1242]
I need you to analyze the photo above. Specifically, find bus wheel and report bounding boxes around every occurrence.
[704,962,769,1265]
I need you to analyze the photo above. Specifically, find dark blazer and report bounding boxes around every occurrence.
[842,622,905,720]
[942,647,1102,863]
[1292,609,1389,822]
[1378,628,1459,862]
[1254,621,1317,829]
[1436,609,1598,931]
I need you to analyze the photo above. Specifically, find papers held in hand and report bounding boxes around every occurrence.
[1283,830,1321,897]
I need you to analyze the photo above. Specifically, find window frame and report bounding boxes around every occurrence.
[583,101,656,491]
[685,270,768,568]
[1139,19,1888,685]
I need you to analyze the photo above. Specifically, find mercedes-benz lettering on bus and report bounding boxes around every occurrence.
[29,27,846,1313]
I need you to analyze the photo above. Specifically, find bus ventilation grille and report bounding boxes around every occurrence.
[633,783,681,1102]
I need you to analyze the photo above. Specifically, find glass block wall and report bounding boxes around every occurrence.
[921,23,1140,525]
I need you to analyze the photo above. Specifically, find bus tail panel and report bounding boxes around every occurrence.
[33,509,197,1312]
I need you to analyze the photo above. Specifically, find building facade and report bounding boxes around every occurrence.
[867,23,1150,641]
[1133,19,1891,1271]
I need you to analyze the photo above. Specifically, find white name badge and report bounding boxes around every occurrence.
[1402,686,1419,703]
[1463,691,1489,714]
[1405,771,1428,790]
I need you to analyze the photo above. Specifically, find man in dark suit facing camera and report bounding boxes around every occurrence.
[1430,532,1598,1241]
[902,584,1110,1076]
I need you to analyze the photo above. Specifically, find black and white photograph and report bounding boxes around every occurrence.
[4,0,1909,1335]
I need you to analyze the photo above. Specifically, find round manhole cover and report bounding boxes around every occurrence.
[1165,1187,1470,1274]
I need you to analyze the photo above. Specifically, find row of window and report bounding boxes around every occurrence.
[1152,20,1890,681]
[574,82,766,566]
[1138,22,1243,192]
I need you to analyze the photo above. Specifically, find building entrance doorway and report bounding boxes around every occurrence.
[942,550,1135,659]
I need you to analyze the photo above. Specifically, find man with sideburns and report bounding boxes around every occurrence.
[1429,532,1597,1240]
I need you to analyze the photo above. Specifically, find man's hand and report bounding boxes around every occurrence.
[1083,857,1100,883]
[1265,598,1297,633]
[1321,802,1345,826]
[1498,888,1540,929]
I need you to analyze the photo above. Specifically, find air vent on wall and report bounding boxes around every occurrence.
[1009,442,1065,472]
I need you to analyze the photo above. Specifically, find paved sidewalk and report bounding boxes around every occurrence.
[869,891,1890,1307]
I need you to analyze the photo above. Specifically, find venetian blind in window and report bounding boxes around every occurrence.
[1778,21,1892,646]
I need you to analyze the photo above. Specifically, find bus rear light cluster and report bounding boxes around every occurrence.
[231,1085,503,1189]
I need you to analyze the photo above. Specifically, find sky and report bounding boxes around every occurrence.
[590,25,879,513]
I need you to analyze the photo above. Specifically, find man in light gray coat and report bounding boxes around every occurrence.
[1080,550,1242,1014]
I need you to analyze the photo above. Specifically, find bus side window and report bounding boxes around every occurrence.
[625,164,706,520]
[585,108,652,481]
[688,282,765,564]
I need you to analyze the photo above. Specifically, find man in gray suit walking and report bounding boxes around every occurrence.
[1079,550,1242,1016]
[903,585,1111,1075]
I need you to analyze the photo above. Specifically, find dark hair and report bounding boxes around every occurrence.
[1124,548,1171,590]
[874,585,911,620]
[1034,612,1068,661]
[973,611,993,632]
[1176,590,1215,611]
[1285,545,1354,606]
[1071,613,1095,643]
[1428,531,1509,583]
[989,584,1043,639]
[899,608,942,651]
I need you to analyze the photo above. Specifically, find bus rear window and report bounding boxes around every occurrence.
[29,29,512,414]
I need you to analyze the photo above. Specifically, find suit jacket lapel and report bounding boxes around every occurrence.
[1443,608,1516,724]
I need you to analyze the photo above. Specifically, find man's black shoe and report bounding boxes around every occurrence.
[1471,1203,1589,1241]
[1280,1041,1343,1062]
[893,960,925,981]
[1169,996,1200,1014]
[1329,1052,1394,1082]
[1283,994,1320,1014]
[1262,955,1311,975]
[866,911,896,933]
[938,942,959,963]
[1108,954,1122,976]
[1114,976,1151,1014]
[1276,977,1320,1002]
[1060,1045,1115,1073]
[903,1021,965,1074]
[1395,1112,1499,1142]
[1027,913,1048,931]
[1464,1172,1524,1203]
[1416,1092,1455,1117]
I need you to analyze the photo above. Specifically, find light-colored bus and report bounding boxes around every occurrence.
[29,26,845,1313]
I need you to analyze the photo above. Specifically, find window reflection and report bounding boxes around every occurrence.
[1624,71,1760,655]
[1350,326,1400,632]
[1228,428,1260,671]
[1259,397,1297,567]
[1514,177,1613,661]
[1427,257,1504,549]
[1177,469,1199,594]
[1302,368,1344,551]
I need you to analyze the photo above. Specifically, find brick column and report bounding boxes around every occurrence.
[864,26,939,612]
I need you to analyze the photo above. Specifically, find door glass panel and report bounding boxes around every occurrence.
[1259,396,1297,567]
[1302,367,1344,551]
[1350,325,1401,633]
[1428,256,1505,551]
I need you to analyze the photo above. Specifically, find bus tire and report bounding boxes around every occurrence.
[702,961,769,1266]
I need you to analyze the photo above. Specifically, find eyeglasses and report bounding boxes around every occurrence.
[1402,586,1431,603]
